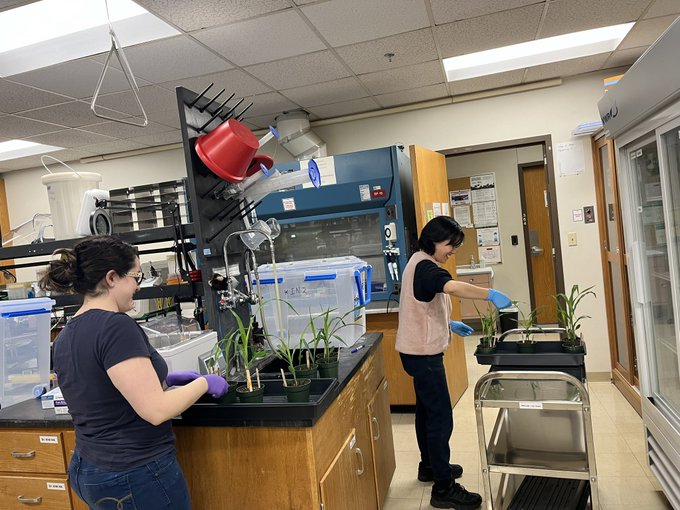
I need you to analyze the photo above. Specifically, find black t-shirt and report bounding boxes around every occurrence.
[53,309,175,470]
[413,260,453,302]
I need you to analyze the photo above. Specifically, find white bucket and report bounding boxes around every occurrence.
[41,172,102,240]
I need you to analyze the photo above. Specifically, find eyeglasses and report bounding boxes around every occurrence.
[125,271,145,284]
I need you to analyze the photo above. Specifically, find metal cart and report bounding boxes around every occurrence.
[474,371,599,510]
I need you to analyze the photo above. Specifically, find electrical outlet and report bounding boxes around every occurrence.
[567,232,577,246]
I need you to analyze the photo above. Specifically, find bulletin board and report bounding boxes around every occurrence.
[448,175,502,265]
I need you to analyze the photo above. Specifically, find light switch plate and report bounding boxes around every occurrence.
[567,232,577,246]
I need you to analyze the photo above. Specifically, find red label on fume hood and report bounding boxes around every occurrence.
[371,188,386,198]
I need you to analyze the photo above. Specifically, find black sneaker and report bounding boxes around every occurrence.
[418,462,463,481]
[430,482,482,509]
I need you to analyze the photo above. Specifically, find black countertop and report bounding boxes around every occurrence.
[0,333,382,429]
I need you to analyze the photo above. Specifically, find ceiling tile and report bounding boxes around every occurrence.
[6,58,151,99]
[80,121,175,140]
[194,10,326,66]
[434,4,544,58]
[0,154,47,172]
[357,60,445,95]
[644,0,680,18]
[540,0,648,37]
[0,80,72,114]
[524,54,610,82]
[240,114,279,129]
[20,101,128,128]
[159,68,272,97]
[430,0,546,24]
[87,86,180,128]
[239,92,299,117]
[307,97,381,118]
[335,29,438,75]
[281,77,368,107]
[80,139,149,155]
[134,0,291,32]
[245,51,351,90]
[375,83,449,108]
[619,14,678,49]
[449,69,525,95]
[134,130,183,147]
[604,46,647,68]
[300,0,430,46]
[0,116,65,138]
[93,36,231,83]
[25,129,115,148]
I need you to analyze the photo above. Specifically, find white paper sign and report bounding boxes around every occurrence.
[301,156,336,188]
[281,197,296,211]
[479,246,502,264]
[441,202,450,217]
[359,184,371,201]
[453,206,472,227]
[477,228,500,246]
[556,141,585,176]
[450,189,470,206]
[470,173,495,189]
[519,402,544,410]
[472,201,498,227]
[471,188,496,203]
[39,436,59,444]
[47,482,66,491]
[433,202,442,216]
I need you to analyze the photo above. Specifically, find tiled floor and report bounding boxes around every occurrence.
[383,336,673,510]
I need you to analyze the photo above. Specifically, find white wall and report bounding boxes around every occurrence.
[3,69,617,373]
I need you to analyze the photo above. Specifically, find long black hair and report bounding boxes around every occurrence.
[418,216,464,255]
[39,236,138,296]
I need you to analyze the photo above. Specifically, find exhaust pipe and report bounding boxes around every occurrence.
[275,110,327,160]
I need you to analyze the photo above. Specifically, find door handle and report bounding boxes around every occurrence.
[531,246,544,255]
[11,450,36,458]
[354,447,365,475]
[17,495,42,505]
[372,417,381,440]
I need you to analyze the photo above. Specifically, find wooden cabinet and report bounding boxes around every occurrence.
[175,347,394,510]
[0,428,78,510]
[368,378,396,507]
[457,273,492,320]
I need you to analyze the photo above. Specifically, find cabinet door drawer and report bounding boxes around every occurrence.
[457,274,490,287]
[0,431,65,473]
[0,475,72,510]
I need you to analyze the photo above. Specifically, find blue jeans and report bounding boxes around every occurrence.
[69,450,191,510]
[400,352,454,483]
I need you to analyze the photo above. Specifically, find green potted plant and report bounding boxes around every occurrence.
[517,306,542,354]
[554,284,596,353]
[294,337,318,379]
[206,333,238,403]
[474,303,497,355]
[228,310,267,403]
[308,307,357,379]
[274,335,312,403]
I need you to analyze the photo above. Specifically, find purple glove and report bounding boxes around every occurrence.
[203,375,229,398]
[166,371,201,387]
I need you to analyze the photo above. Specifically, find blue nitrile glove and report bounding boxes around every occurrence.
[450,320,474,336]
[486,289,512,309]
[203,375,229,398]
[166,371,201,387]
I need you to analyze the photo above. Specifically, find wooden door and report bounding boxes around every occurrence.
[319,430,365,510]
[0,178,16,285]
[593,136,640,414]
[519,163,557,323]
[367,379,395,508]
[409,145,468,403]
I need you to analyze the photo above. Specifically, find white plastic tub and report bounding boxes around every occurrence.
[156,331,217,373]
[41,171,102,240]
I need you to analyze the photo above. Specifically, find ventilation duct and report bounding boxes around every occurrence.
[275,110,327,160]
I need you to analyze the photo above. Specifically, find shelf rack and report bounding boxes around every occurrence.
[474,370,600,510]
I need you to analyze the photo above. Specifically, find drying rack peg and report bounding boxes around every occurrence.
[187,83,214,108]
[235,102,254,121]
[199,88,225,113]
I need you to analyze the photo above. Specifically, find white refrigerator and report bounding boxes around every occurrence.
[599,17,680,508]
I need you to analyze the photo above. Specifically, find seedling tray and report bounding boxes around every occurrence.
[475,341,586,367]
[179,378,339,427]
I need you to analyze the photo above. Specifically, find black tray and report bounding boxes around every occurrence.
[178,378,339,427]
[475,341,586,367]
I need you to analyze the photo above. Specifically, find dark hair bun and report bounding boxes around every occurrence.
[39,248,77,294]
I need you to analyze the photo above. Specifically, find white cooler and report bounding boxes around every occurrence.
[154,331,217,372]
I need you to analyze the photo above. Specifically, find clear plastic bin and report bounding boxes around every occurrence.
[252,256,371,348]
[0,298,55,409]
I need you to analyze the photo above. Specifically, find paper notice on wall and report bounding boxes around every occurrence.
[479,245,502,265]
[471,187,496,203]
[301,156,336,188]
[433,202,442,216]
[477,227,500,246]
[426,208,435,222]
[473,201,497,227]
[441,202,450,217]
[453,205,472,227]
[450,189,470,206]
[556,141,585,176]
[470,173,495,189]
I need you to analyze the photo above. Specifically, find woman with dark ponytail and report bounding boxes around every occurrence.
[43,235,227,510]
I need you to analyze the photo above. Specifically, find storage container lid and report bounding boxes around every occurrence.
[257,256,367,274]
[0,297,56,314]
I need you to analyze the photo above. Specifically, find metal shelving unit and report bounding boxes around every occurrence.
[474,371,599,510]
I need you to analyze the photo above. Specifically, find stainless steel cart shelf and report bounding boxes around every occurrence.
[474,371,600,510]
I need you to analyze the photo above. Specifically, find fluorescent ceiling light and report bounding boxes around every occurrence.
[443,22,634,82]
[0,0,180,77]
[0,140,63,162]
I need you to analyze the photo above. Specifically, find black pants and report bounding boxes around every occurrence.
[400,352,453,484]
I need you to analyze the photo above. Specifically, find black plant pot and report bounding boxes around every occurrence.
[517,340,538,353]
[561,342,585,353]
[475,344,496,355]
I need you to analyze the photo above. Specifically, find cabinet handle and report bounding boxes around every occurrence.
[17,495,42,505]
[372,417,381,440]
[354,447,365,476]
[11,450,36,458]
